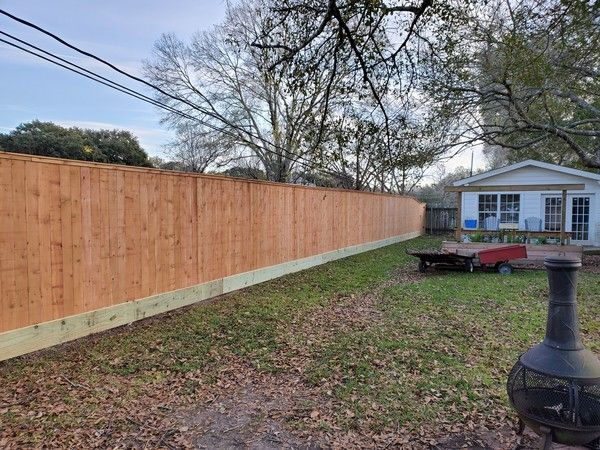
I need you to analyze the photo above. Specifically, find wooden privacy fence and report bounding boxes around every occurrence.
[0,152,425,360]
[425,206,457,234]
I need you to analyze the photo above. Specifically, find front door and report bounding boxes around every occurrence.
[570,196,592,245]
[541,194,595,245]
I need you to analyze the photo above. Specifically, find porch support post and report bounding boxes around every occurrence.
[560,189,567,245]
[455,191,462,241]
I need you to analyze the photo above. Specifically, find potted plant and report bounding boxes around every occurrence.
[470,233,484,242]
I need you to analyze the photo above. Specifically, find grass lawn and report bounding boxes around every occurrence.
[1,235,599,449]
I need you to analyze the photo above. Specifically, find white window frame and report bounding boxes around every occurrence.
[571,196,591,241]
[478,193,520,228]
[478,194,498,227]
[499,194,520,224]
[543,196,562,232]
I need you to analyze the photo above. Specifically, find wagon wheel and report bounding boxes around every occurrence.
[497,262,514,275]
[464,258,474,273]
[418,260,428,273]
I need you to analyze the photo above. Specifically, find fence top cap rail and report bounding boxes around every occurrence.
[0,150,423,202]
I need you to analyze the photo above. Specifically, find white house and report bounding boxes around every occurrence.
[451,160,600,247]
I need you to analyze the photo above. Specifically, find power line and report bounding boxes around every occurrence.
[0,9,218,119]
[0,30,277,152]
[0,8,338,179]
[0,32,199,122]
[0,34,332,180]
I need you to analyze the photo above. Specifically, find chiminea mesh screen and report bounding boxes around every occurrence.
[508,362,600,429]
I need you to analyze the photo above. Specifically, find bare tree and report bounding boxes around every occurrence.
[323,106,385,190]
[144,1,342,182]
[251,0,477,183]
[320,98,465,193]
[166,124,229,173]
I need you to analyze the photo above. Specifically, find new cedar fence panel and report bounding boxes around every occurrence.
[0,152,425,359]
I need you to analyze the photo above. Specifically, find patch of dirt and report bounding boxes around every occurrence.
[181,382,320,449]
[433,425,519,449]
[583,254,600,274]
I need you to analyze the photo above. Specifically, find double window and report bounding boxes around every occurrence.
[478,194,520,227]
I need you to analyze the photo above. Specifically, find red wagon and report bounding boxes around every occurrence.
[408,244,527,274]
[476,244,527,274]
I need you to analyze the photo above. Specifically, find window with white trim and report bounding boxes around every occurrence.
[478,194,498,225]
[571,196,590,240]
[478,193,521,227]
[500,194,520,224]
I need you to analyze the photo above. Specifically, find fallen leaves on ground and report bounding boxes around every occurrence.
[1,236,598,449]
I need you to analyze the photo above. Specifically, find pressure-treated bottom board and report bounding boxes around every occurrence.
[0,231,421,361]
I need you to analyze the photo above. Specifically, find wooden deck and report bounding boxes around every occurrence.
[442,241,583,263]
[458,229,572,244]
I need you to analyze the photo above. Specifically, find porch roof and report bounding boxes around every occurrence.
[453,159,600,187]
[445,183,585,192]
[444,183,583,244]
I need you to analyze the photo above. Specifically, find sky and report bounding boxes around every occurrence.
[0,0,227,157]
[0,0,484,173]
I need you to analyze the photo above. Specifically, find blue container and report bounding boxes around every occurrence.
[464,219,477,229]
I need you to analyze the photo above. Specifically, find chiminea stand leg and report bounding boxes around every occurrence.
[511,418,526,450]
[516,418,525,435]
[539,426,553,450]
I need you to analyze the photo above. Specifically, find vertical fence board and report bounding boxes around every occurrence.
[166,176,176,291]
[59,165,74,317]
[48,165,64,321]
[37,168,54,321]
[0,158,16,331]
[107,169,119,306]
[69,167,83,314]
[98,169,112,306]
[25,164,41,325]
[139,173,150,297]
[80,167,94,312]
[11,160,28,329]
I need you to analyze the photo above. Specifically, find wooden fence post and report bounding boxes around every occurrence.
[560,189,567,245]
[455,192,462,241]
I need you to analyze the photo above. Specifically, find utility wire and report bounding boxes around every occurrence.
[0,31,200,122]
[0,34,332,179]
[0,8,337,179]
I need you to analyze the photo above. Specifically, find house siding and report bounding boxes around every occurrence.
[459,166,600,246]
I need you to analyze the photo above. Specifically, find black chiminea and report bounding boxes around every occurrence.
[507,257,600,449]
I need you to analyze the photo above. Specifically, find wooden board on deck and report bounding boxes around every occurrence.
[442,241,583,262]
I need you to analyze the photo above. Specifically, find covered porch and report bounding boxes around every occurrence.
[445,183,585,245]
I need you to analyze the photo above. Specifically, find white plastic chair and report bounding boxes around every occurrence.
[525,217,542,232]
[483,216,499,231]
